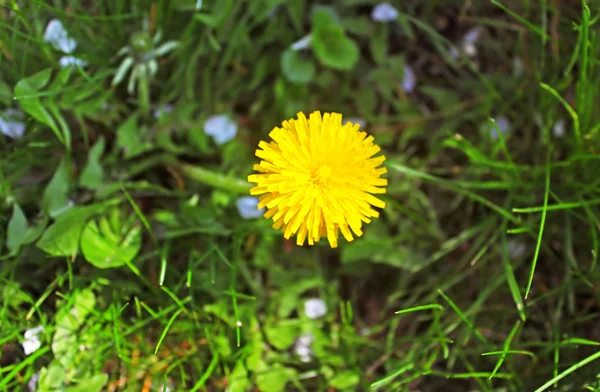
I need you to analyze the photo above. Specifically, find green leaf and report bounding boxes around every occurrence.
[14,69,66,146]
[281,49,315,84]
[329,370,360,389]
[37,361,66,391]
[36,206,96,257]
[116,115,153,159]
[80,210,142,269]
[41,158,71,217]
[264,322,300,350]
[226,362,250,392]
[65,373,108,392]
[312,25,359,70]
[7,204,28,255]
[311,5,340,29]
[255,365,293,392]
[342,237,429,273]
[371,24,388,64]
[79,137,105,189]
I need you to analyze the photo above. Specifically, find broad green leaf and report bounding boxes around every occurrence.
[255,365,293,392]
[312,25,359,70]
[80,212,142,269]
[36,206,96,257]
[311,5,340,29]
[41,158,71,217]
[65,373,108,392]
[281,49,315,84]
[79,137,105,189]
[226,362,250,392]
[342,237,429,273]
[264,322,300,350]
[7,203,28,255]
[329,370,360,389]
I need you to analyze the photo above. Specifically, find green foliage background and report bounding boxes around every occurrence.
[1,0,600,391]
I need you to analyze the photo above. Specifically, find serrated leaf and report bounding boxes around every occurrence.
[80,213,142,269]
[7,203,28,255]
[312,25,359,70]
[41,158,71,217]
[281,49,315,84]
[79,137,105,189]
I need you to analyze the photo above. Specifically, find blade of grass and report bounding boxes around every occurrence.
[395,304,444,314]
[525,149,551,298]
[533,350,600,392]
[155,308,184,354]
[438,289,489,344]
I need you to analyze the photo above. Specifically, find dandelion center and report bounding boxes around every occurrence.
[248,111,388,248]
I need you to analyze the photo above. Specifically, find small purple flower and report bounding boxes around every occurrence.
[402,64,416,93]
[204,114,237,145]
[59,55,87,68]
[236,196,264,219]
[44,19,77,54]
[0,109,25,138]
[371,3,398,23]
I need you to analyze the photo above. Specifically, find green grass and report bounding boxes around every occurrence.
[1,0,600,391]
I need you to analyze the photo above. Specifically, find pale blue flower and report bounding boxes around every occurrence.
[153,104,173,119]
[291,34,312,51]
[44,19,77,54]
[294,334,314,363]
[372,3,399,23]
[304,298,327,319]
[27,373,39,392]
[236,196,264,219]
[402,64,416,93]
[490,116,511,139]
[204,114,237,145]
[0,109,25,138]
[59,55,87,68]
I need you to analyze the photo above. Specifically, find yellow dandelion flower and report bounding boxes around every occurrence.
[248,111,387,248]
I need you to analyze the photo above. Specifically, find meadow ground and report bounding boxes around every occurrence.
[1,1,600,391]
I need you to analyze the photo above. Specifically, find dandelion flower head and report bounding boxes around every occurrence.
[248,111,387,248]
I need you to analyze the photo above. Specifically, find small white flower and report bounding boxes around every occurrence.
[236,196,265,219]
[552,119,566,138]
[59,55,87,68]
[153,104,173,119]
[291,34,312,51]
[44,19,77,54]
[490,116,511,139]
[22,325,44,356]
[372,3,399,23]
[344,117,366,130]
[402,65,416,93]
[463,27,482,45]
[203,114,237,145]
[0,109,25,138]
[294,333,314,363]
[304,298,327,319]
